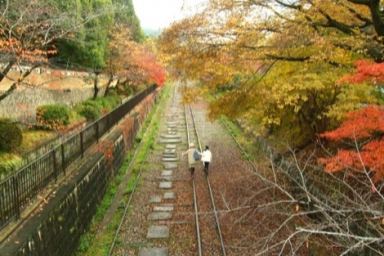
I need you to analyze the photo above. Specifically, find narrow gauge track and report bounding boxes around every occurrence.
[185,104,227,256]
[107,142,151,256]
[104,83,228,256]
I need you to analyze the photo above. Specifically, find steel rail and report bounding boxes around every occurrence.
[184,104,203,256]
[107,85,168,256]
[189,105,227,256]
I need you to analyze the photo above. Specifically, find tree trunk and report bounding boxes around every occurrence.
[93,73,100,100]
[103,73,114,97]
[0,84,17,101]
[0,60,16,82]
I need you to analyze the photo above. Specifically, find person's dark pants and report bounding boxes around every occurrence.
[204,162,209,173]
[189,166,195,176]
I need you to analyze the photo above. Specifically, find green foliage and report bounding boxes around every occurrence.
[0,118,23,152]
[113,0,145,42]
[67,109,86,125]
[51,0,144,69]
[49,0,109,68]
[77,100,102,121]
[106,89,118,97]
[370,86,384,103]
[116,84,134,96]
[75,96,121,121]
[0,153,22,179]
[97,96,121,111]
[36,105,70,130]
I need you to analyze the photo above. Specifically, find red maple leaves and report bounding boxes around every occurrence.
[321,105,384,140]
[318,105,384,182]
[338,60,384,85]
[139,51,166,87]
[319,59,384,182]
[105,25,165,90]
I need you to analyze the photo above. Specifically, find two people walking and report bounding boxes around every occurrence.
[182,143,212,178]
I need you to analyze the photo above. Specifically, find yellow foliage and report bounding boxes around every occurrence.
[159,0,382,146]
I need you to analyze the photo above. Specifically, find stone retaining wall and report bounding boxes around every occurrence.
[0,85,105,124]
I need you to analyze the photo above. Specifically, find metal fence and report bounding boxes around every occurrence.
[0,84,157,231]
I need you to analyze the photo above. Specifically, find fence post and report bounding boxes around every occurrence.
[108,113,111,132]
[12,176,20,219]
[53,149,57,183]
[80,131,84,158]
[96,121,99,143]
[61,144,66,176]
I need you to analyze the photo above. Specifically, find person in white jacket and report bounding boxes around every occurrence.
[200,145,212,174]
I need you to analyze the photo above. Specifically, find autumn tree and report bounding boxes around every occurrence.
[318,60,384,183]
[158,1,384,252]
[102,25,165,98]
[318,105,384,181]
[0,0,125,102]
[160,0,384,146]
[110,40,165,92]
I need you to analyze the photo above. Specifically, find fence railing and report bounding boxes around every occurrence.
[0,84,157,231]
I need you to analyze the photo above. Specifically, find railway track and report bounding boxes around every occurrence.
[103,82,228,256]
[185,104,226,256]
[101,81,303,256]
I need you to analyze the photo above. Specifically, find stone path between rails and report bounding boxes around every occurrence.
[138,119,181,256]
[137,86,184,256]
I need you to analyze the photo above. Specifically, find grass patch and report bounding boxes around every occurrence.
[68,110,86,124]
[0,153,23,179]
[19,130,57,152]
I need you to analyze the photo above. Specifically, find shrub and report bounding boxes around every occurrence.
[99,96,121,110]
[107,89,118,97]
[36,104,70,130]
[78,100,102,121]
[117,84,134,96]
[76,97,120,121]
[0,118,23,152]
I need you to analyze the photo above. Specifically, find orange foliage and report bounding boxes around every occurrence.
[318,138,384,182]
[319,58,384,183]
[320,105,384,140]
[339,60,384,85]
[126,45,165,87]
[105,25,166,88]
[140,51,166,87]
[318,105,384,182]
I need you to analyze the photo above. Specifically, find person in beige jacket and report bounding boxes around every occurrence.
[182,143,198,178]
